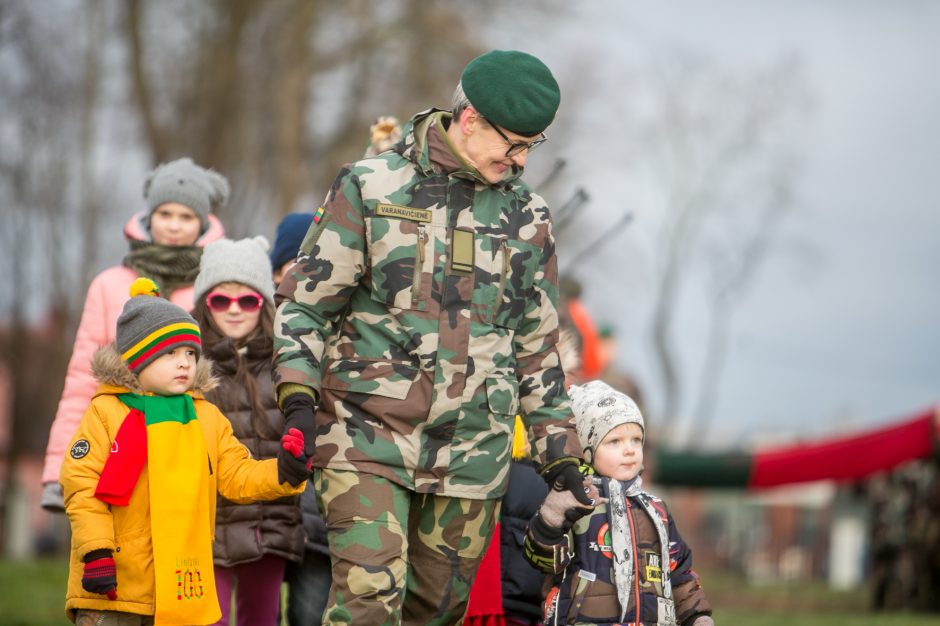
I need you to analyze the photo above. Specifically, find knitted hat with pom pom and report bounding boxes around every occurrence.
[117,277,202,373]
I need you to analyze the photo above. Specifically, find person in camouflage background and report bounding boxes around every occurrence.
[274,49,594,625]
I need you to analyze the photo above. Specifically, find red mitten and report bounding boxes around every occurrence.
[82,549,118,600]
[278,428,312,486]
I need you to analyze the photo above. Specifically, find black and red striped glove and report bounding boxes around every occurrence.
[278,427,313,486]
[82,549,117,600]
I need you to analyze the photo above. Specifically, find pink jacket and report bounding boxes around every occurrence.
[42,213,225,484]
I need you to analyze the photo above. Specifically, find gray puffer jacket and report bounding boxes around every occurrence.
[205,334,304,567]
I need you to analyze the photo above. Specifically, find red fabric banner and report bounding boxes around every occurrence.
[749,408,937,488]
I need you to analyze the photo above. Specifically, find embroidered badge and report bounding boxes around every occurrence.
[591,522,613,559]
[645,551,663,582]
[176,567,206,600]
[313,206,325,224]
[375,203,432,223]
[70,439,90,459]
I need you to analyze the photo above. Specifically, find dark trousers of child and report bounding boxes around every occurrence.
[212,554,286,626]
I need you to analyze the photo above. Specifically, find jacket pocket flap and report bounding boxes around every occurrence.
[322,359,418,400]
[485,376,519,415]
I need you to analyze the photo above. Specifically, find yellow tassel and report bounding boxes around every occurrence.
[129,276,160,298]
[512,415,530,460]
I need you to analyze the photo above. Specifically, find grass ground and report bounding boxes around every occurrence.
[1,558,938,626]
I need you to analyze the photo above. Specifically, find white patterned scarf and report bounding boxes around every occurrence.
[606,476,675,625]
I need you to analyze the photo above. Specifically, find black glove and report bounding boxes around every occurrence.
[540,456,594,507]
[82,549,117,600]
[278,427,313,486]
[282,392,318,458]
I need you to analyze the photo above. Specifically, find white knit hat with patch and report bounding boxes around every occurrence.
[568,380,645,459]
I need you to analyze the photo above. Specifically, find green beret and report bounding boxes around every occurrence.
[461,50,560,136]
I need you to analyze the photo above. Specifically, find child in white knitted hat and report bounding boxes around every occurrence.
[190,236,311,626]
[60,278,308,626]
[524,380,714,626]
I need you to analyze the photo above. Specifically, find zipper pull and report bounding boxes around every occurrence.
[418,225,427,264]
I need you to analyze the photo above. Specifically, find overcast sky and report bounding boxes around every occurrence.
[489,1,940,448]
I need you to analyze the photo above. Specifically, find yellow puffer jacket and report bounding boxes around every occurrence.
[60,345,304,621]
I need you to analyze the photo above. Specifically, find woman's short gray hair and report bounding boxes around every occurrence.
[451,82,472,119]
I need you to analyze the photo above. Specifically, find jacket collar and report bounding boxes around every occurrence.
[396,109,524,186]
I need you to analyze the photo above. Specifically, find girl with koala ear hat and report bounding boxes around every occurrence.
[41,158,230,513]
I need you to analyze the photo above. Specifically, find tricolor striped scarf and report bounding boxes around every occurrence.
[96,393,220,625]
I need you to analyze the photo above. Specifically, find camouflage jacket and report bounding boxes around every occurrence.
[274,108,582,499]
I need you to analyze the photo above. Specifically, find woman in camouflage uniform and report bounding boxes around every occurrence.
[274,50,592,625]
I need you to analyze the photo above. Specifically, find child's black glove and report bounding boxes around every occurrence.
[540,456,595,507]
[82,549,118,600]
[278,427,312,486]
[281,392,318,458]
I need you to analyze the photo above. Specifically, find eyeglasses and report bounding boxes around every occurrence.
[205,291,264,313]
[481,116,547,158]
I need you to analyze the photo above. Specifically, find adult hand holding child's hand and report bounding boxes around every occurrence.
[278,427,313,487]
[281,392,318,457]
[530,476,606,545]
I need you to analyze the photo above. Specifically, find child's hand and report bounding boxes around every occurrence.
[81,549,118,600]
[691,616,715,626]
[278,427,313,486]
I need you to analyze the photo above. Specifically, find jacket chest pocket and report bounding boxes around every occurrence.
[366,215,432,311]
[473,237,539,329]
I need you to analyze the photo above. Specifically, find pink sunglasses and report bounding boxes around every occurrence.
[205,291,264,313]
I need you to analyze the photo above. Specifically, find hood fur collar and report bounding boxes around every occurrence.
[91,343,218,394]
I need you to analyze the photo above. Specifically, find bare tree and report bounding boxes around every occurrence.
[0,0,107,551]
[119,0,495,236]
[628,51,813,442]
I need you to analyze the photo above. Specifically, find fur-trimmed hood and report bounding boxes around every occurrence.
[91,343,218,394]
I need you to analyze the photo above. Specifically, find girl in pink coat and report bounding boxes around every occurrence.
[41,158,228,511]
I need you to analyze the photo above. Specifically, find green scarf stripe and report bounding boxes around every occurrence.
[119,393,197,427]
[124,327,200,363]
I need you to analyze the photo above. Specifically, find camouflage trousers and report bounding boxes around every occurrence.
[314,467,500,626]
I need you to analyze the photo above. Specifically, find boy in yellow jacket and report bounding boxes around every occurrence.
[61,278,310,626]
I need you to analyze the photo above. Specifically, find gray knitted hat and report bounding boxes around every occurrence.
[116,278,202,373]
[193,236,275,306]
[143,157,230,230]
[569,380,645,461]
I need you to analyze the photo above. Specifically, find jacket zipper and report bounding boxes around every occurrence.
[626,498,641,625]
[411,224,427,305]
[494,239,510,313]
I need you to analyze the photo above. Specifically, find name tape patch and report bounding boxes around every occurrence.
[376,203,432,223]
